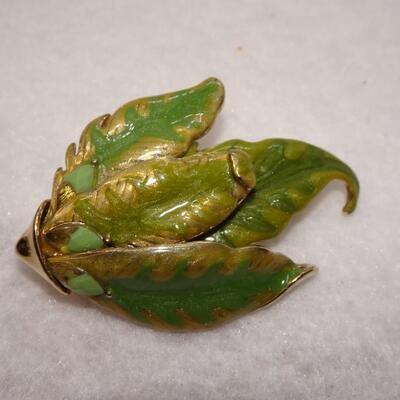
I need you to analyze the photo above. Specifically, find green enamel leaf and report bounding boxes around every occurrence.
[96,77,224,168]
[47,242,314,329]
[207,139,359,247]
[68,77,224,173]
[45,151,255,246]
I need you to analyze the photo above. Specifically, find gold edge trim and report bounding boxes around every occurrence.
[34,200,70,295]
[253,263,317,310]
[17,200,70,295]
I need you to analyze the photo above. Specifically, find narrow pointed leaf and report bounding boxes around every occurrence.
[207,139,359,247]
[44,151,255,247]
[47,242,314,330]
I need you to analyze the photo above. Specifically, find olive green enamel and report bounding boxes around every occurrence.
[207,139,359,247]
[47,242,313,329]
[47,151,255,246]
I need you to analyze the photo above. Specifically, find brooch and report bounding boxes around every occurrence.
[16,78,359,330]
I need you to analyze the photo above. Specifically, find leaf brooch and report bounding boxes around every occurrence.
[16,78,359,330]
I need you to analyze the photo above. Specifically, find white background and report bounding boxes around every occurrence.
[1,1,399,399]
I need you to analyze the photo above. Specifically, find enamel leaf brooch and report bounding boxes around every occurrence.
[16,78,359,330]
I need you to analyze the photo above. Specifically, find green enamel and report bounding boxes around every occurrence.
[208,139,359,247]
[57,151,255,246]
[67,272,104,296]
[65,226,104,253]
[107,261,301,326]
[47,242,313,329]
[40,78,360,331]
[90,115,181,166]
[64,164,95,193]
[89,78,224,170]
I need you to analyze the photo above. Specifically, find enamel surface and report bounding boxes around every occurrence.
[20,78,359,330]
[208,139,359,247]
[63,164,96,193]
[45,151,255,246]
[48,242,314,330]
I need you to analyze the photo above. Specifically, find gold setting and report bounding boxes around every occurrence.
[15,200,69,295]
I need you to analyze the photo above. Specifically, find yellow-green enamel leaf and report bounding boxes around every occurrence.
[207,139,359,247]
[47,242,314,330]
[44,151,255,246]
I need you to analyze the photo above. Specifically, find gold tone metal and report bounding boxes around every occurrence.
[16,200,70,295]
[89,264,316,331]
[15,78,355,330]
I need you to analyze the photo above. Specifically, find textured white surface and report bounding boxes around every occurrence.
[1,1,399,399]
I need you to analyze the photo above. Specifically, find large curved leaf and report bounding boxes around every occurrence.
[44,151,255,247]
[207,139,359,247]
[47,242,314,330]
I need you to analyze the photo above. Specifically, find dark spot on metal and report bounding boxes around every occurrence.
[104,237,113,247]
[16,237,30,257]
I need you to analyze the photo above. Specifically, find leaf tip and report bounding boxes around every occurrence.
[285,263,317,292]
[203,77,225,106]
[342,179,360,214]
[204,76,224,88]
[298,263,318,276]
